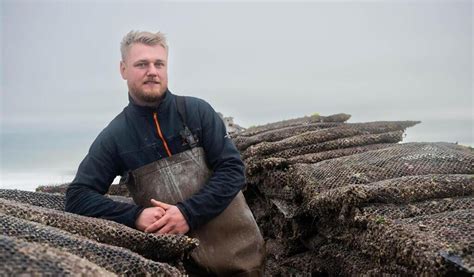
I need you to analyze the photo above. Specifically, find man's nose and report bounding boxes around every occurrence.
[146,64,158,76]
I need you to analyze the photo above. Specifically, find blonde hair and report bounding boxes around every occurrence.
[120,30,168,60]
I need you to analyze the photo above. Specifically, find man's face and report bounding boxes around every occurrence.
[120,43,168,106]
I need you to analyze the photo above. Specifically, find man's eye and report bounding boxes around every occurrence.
[136,63,146,68]
[155,62,164,67]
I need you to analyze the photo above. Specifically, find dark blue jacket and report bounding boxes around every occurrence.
[65,90,246,231]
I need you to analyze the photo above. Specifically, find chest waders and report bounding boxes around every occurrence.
[126,96,265,276]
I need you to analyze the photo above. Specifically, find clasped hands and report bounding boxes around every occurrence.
[135,199,190,235]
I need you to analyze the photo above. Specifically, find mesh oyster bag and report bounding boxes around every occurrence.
[262,130,404,160]
[246,142,473,275]
[355,209,473,275]
[0,189,65,210]
[36,183,131,197]
[357,196,474,221]
[0,189,135,210]
[233,122,342,151]
[0,198,198,261]
[307,174,474,219]
[242,121,418,159]
[283,143,395,165]
[35,183,70,194]
[0,234,115,276]
[236,113,351,137]
[0,213,182,276]
[245,143,395,179]
[290,142,473,212]
[314,243,415,276]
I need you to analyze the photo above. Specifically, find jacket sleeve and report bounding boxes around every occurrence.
[176,100,246,231]
[65,128,144,228]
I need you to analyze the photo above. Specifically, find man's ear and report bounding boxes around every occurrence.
[120,61,127,80]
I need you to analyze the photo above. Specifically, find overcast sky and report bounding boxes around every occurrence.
[1,0,473,145]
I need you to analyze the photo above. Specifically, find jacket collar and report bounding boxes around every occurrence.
[127,89,174,116]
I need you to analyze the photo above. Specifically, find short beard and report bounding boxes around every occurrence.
[129,88,165,107]
[138,92,163,103]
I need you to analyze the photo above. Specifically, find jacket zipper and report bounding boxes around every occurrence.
[153,112,172,157]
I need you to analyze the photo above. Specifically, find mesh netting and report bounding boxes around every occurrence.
[322,244,376,275]
[355,209,473,275]
[255,198,302,241]
[242,121,417,159]
[0,198,198,261]
[291,142,473,203]
[245,143,395,178]
[236,113,351,137]
[239,185,321,275]
[285,143,395,165]
[105,183,130,196]
[249,170,296,203]
[0,235,115,276]
[307,174,474,218]
[245,186,307,252]
[0,213,182,276]
[253,130,404,160]
[357,196,473,220]
[0,189,135,210]
[36,183,70,193]
[0,189,65,210]
[243,141,473,275]
[316,243,384,275]
[259,171,296,201]
[315,243,415,276]
[245,157,287,181]
[233,122,343,151]
[36,183,131,197]
[237,111,471,276]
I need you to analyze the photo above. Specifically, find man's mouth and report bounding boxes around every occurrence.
[144,80,160,85]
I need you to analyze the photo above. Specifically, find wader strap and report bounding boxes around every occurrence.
[176,96,198,148]
[176,95,187,124]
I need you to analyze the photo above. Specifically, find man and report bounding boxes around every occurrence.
[65,31,264,275]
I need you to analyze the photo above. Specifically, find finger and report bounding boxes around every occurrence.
[157,224,174,235]
[167,229,180,235]
[144,215,168,233]
[150,199,171,210]
[150,199,168,208]
[154,207,166,218]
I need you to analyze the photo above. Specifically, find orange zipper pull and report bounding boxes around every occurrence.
[153,112,172,157]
